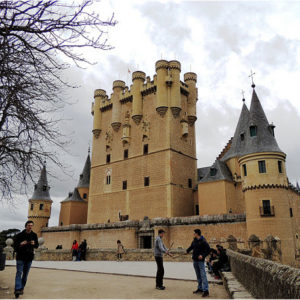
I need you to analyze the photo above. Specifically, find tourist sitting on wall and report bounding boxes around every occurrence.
[206,248,218,274]
[71,240,78,261]
[212,245,229,279]
[116,240,126,261]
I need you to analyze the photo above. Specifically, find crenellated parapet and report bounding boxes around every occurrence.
[91,60,198,139]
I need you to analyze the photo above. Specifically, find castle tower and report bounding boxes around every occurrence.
[28,163,53,237]
[238,87,294,264]
[88,60,197,223]
[59,152,90,226]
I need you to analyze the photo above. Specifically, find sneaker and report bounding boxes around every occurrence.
[193,289,203,294]
[20,290,24,295]
[156,286,165,290]
[202,291,209,297]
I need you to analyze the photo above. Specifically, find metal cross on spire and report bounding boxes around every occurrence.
[248,70,256,88]
[241,89,245,102]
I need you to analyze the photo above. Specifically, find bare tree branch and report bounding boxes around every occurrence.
[0,0,116,202]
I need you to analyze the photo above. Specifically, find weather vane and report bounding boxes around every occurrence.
[248,70,256,88]
[241,90,245,102]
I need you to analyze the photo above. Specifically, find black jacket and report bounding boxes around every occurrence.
[187,236,210,262]
[14,230,39,261]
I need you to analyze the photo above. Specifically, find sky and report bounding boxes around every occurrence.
[1,0,300,231]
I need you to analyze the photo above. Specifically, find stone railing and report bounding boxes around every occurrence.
[227,249,300,299]
[33,248,190,262]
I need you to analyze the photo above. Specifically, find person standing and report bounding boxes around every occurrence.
[79,239,87,261]
[116,240,125,261]
[154,229,172,290]
[13,220,39,298]
[71,240,78,261]
[187,229,210,297]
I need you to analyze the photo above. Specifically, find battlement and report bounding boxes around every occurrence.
[91,60,198,137]
[184,72,197,83]
[94,89,106,99]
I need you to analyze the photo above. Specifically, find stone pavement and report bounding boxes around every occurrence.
[5,260,222,283]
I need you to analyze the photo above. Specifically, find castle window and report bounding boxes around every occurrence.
[195,205,199,216]
[106,175,111,185]
[122,180,127,190]
[290,208,293,217]
[250,125,257,137]
[278,161,283,173]
[34,184,37,190]
[210,168,217,176]
[258,160,266,173]
[106,154,111,164]
[39,203,44,210]
[124,149,128,159]
[144,177,150,186]
[42,185,47,191]
[188,178,192,188]
[259,200,274,217]
[83,193,87,199]
[242,164,247,176]
[30,203,34,210]
[143,144,148,155]
[240,133,245,141]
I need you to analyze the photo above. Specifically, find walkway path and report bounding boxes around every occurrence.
[0,265,228,299]
[5,260,221,283]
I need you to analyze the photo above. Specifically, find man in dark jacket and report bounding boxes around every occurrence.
[13,220,39,297]
[187,229,210,297]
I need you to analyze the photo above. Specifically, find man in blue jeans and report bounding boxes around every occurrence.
[187,229,210,297]
[13,220,39,298]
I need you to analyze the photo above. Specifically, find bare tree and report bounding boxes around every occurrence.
[0,0,116,201]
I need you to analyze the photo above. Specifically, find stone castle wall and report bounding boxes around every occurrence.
[41,214,247,250]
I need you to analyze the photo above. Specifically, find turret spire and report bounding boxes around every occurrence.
[30,164,51,201]
[77,153,91,188]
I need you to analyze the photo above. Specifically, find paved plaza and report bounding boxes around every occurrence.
[5,260,221,282]
[0,260,227,299]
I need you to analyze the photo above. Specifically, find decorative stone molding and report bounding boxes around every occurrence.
[132,115,142,125]
[243,183,289,192]
[171,107,181,118]
[92,129,101,138]
[156,106,168,116]
[111,122,121,132]
[188,115,197,126]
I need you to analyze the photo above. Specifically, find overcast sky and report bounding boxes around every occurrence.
[1,0,300,231]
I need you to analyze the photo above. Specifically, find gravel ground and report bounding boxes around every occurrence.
[0,266,228,299]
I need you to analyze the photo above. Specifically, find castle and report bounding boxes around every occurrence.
[28,60,300,266]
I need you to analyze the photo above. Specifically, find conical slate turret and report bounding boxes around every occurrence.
[221,103,250,161]
[77,154,91,188]
[30,164,51,201]
[61,188,84,203]
[240,89,282,156]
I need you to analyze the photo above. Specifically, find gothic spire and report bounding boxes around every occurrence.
[77,152,91,188]
[30,163,52,201]
[221,102,250,161]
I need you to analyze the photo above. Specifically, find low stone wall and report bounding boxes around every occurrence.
[227,249,300,299]
[31,249,191,262]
